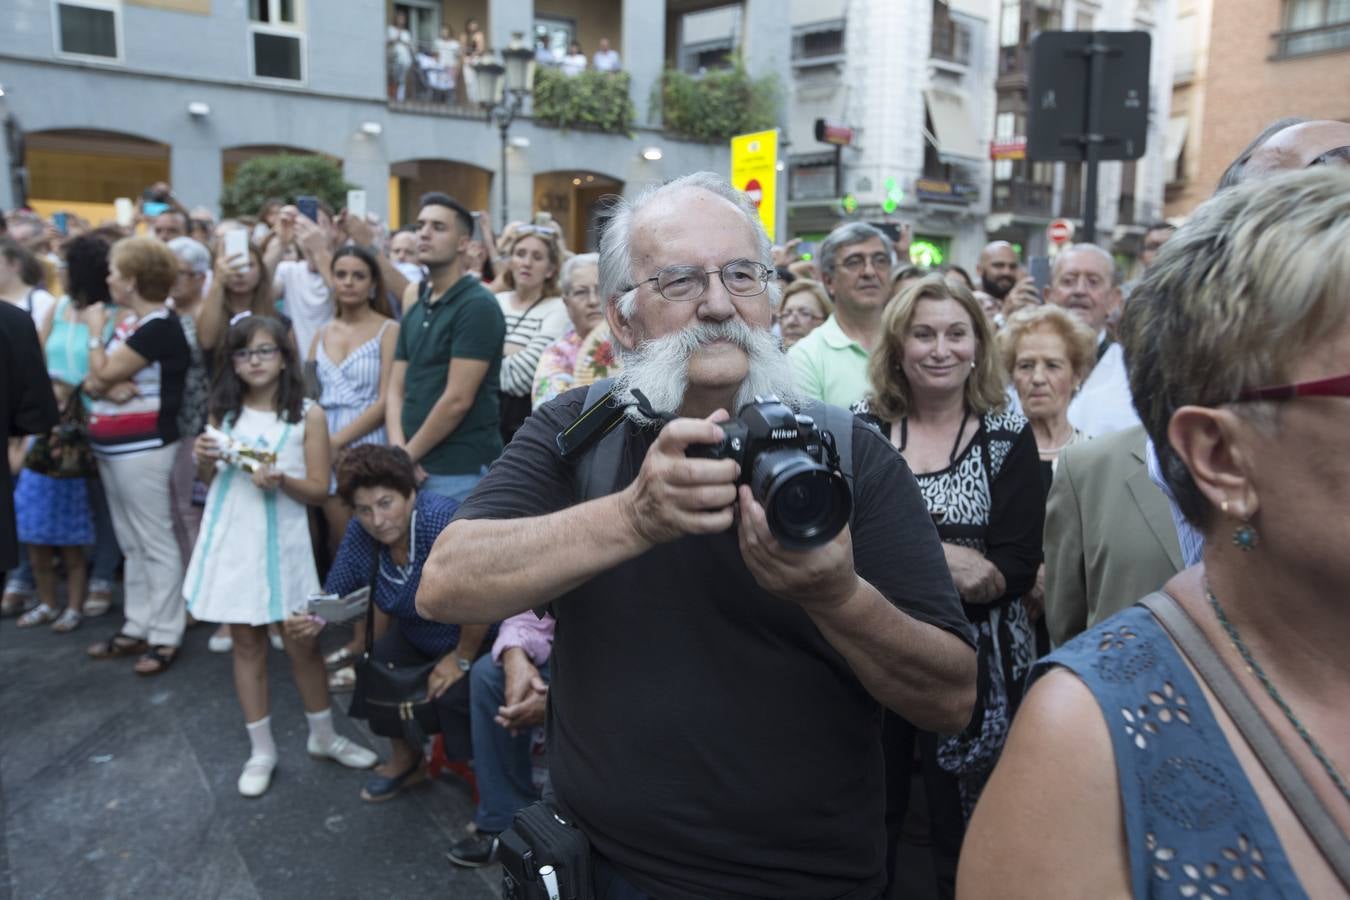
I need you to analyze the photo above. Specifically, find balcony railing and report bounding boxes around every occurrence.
[932,18,973,65]
[388,40,479,112]
[1271,20,1350,59]
[992,181,1053,216]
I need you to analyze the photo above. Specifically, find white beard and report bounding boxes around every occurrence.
[612,320,800,425]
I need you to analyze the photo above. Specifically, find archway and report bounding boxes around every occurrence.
[221,144,341,187]
[389,159,492,228]
[532,170,624,251]
[24,129,170,222]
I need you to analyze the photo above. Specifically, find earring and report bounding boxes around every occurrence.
[1222,499,1259,552]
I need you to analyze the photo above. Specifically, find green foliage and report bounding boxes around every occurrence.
[219,154,353,218]
[532,67,635,136]
[657,64,780,143]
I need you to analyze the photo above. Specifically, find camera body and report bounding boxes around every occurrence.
[688,397,852,549]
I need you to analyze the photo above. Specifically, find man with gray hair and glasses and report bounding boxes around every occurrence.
[417,172,975,897]
[788,221,896,407]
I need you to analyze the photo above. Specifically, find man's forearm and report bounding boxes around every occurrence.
[416,491,650,624]
[807,578,976,733]
[405,393,471,462]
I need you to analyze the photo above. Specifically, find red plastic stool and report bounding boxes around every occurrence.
[428,734,479,803]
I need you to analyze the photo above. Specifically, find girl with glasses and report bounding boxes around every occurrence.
[184,315,377,797]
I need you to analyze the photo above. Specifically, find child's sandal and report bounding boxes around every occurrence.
[50,609,82,633]
[16,603,56,628]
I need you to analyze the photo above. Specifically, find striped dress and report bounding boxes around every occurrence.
[315,319,392,449]
[183,403,319,625]
[496,292,569,399]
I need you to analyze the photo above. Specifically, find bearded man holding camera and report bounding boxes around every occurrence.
[417,172,976,900]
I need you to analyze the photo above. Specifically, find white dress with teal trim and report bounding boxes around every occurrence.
[183,403,319,625]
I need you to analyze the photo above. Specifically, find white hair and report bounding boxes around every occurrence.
[560,251,598,294]
[611,320,800,425]
[167,236,211,275]
[1051,243,1122,286]
[598,171,777,321]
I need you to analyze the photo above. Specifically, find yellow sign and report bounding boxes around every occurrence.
[730,129,778,241]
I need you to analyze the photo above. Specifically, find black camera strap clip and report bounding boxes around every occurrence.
[556,386,627,462]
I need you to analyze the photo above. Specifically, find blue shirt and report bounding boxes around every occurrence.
[325,491,489,658]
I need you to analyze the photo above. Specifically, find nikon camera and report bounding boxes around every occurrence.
[687,397,852,549]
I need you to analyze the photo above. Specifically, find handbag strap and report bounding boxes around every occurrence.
[1140,591,1350,888]
[361,544,381,657]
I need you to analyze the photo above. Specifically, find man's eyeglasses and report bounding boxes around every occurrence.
[624,259,772,302]
[1237,372,1350,402]
[231,345,280,363]
[1308,146,1350,168]
[838,252,893,274]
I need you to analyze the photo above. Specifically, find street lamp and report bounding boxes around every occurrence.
[474,34,535,229]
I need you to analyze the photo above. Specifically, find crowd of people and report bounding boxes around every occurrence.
[1,113,1347,900]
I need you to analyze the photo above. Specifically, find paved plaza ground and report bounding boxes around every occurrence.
[0,610,499,900]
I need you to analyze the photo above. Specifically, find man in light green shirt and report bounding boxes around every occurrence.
[787,222,895,408]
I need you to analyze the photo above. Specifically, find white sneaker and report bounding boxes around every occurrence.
[307,734,378,769]
[269,629,284,651]
[238,755,276,797]
[208,633,233,653]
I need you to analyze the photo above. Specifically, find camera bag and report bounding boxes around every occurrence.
[499,801,595,900]
[572,379,855,501]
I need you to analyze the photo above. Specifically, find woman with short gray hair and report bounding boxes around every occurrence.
[532,252,602,408]
[962,167,1350,898]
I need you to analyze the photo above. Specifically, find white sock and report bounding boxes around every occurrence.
[245,716,277,762]
[305,708,337,749]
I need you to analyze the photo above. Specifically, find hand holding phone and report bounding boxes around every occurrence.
[296,196,320,223]
[114,198,135,228]
[223,229,250,272]
[346,190,367,220]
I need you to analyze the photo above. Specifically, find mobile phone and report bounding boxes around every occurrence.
[223,229,250,271]
[1029,256,1051,293]
[533,211,552,227]
[296,195,320,222]
[114,198,135,228]
[52,212,69,235]
[470,211,483,241]
[797,240,815,261]
[143,201,170,217]
[346,190,367,219]
[305,587,370,624]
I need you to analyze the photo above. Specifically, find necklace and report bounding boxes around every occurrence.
[1205,582,1350,804]
[899,406,972,465]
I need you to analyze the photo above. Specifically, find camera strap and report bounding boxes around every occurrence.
[555,379,624,463]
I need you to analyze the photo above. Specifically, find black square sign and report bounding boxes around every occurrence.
[1028,31,1151,162]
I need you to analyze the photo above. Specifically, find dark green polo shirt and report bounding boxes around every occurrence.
[396,275,505,475]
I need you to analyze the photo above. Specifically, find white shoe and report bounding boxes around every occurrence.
[208,633,233,653]
[269,629,284,651]
[238,755,276,797]
[308,734,378,769]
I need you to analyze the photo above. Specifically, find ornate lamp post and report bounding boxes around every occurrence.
[473,35,535,229]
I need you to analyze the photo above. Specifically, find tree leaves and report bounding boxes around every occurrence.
[658,64,780,143]
[219,154,354,218]
[533,68,635,136]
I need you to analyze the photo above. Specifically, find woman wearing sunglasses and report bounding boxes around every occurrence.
[962,168,1350,898]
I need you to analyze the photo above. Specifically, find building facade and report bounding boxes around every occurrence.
[784,0,998,271]
[0,0,790,249]
[1165,0,1350,220]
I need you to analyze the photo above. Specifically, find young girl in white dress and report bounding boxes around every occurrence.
[185,315,377,797]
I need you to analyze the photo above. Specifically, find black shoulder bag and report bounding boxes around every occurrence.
[347,548,441,741]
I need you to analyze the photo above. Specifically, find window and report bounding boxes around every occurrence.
[1276,0,1350,57]
[1000,0,1021,47]
[534,15,576,62]
[793,23,845,61]
[53,0,121,61]
[249,0,304,82]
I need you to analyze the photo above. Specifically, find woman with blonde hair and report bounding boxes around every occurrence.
[961,166,1350,900]
[197,239,284,356]
[778,279,833,350]
[495,226,569,441]
[855,273,1044,897]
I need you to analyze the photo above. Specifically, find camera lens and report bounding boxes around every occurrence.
[751,450,852,549]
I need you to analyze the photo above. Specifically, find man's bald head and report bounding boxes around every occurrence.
[977,241,1019,299]
[1217,118,1350,191]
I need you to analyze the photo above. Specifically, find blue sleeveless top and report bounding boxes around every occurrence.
[1032,605,1306,898]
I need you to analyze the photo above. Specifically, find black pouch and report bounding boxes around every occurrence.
[499,801,594,900]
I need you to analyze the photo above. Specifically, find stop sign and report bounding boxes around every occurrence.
[1048,218,1075,245]
[744,178,763,208]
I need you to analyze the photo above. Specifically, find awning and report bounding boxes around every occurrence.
[924,89,983,162]
[1165,115,1189,168]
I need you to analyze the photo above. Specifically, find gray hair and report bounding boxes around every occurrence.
[599,171,775,320]
[1051,243,1122,287]
[167,236,211,275]
[559,251,598,295]
[1121,167,1350,531]
[818,222,895,280]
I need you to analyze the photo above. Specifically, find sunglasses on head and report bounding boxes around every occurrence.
[1237,372,1350,402]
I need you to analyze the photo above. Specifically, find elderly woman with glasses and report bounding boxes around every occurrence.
[962,168,1350,898]
[777,278,833,350]
[532,252,602,407]
[496,226,569,442]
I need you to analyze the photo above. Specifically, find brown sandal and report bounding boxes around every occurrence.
[134,645,178,676]
[87,633,149,659]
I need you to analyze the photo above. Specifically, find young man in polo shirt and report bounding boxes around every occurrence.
[787,222,895,408]
[386,194,505,502]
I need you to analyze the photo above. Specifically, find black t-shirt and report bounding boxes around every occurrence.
[455,389,972,900]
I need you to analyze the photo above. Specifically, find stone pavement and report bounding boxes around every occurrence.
[0,611,500,900]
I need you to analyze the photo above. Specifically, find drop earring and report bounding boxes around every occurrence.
[1222,499,1259,552]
